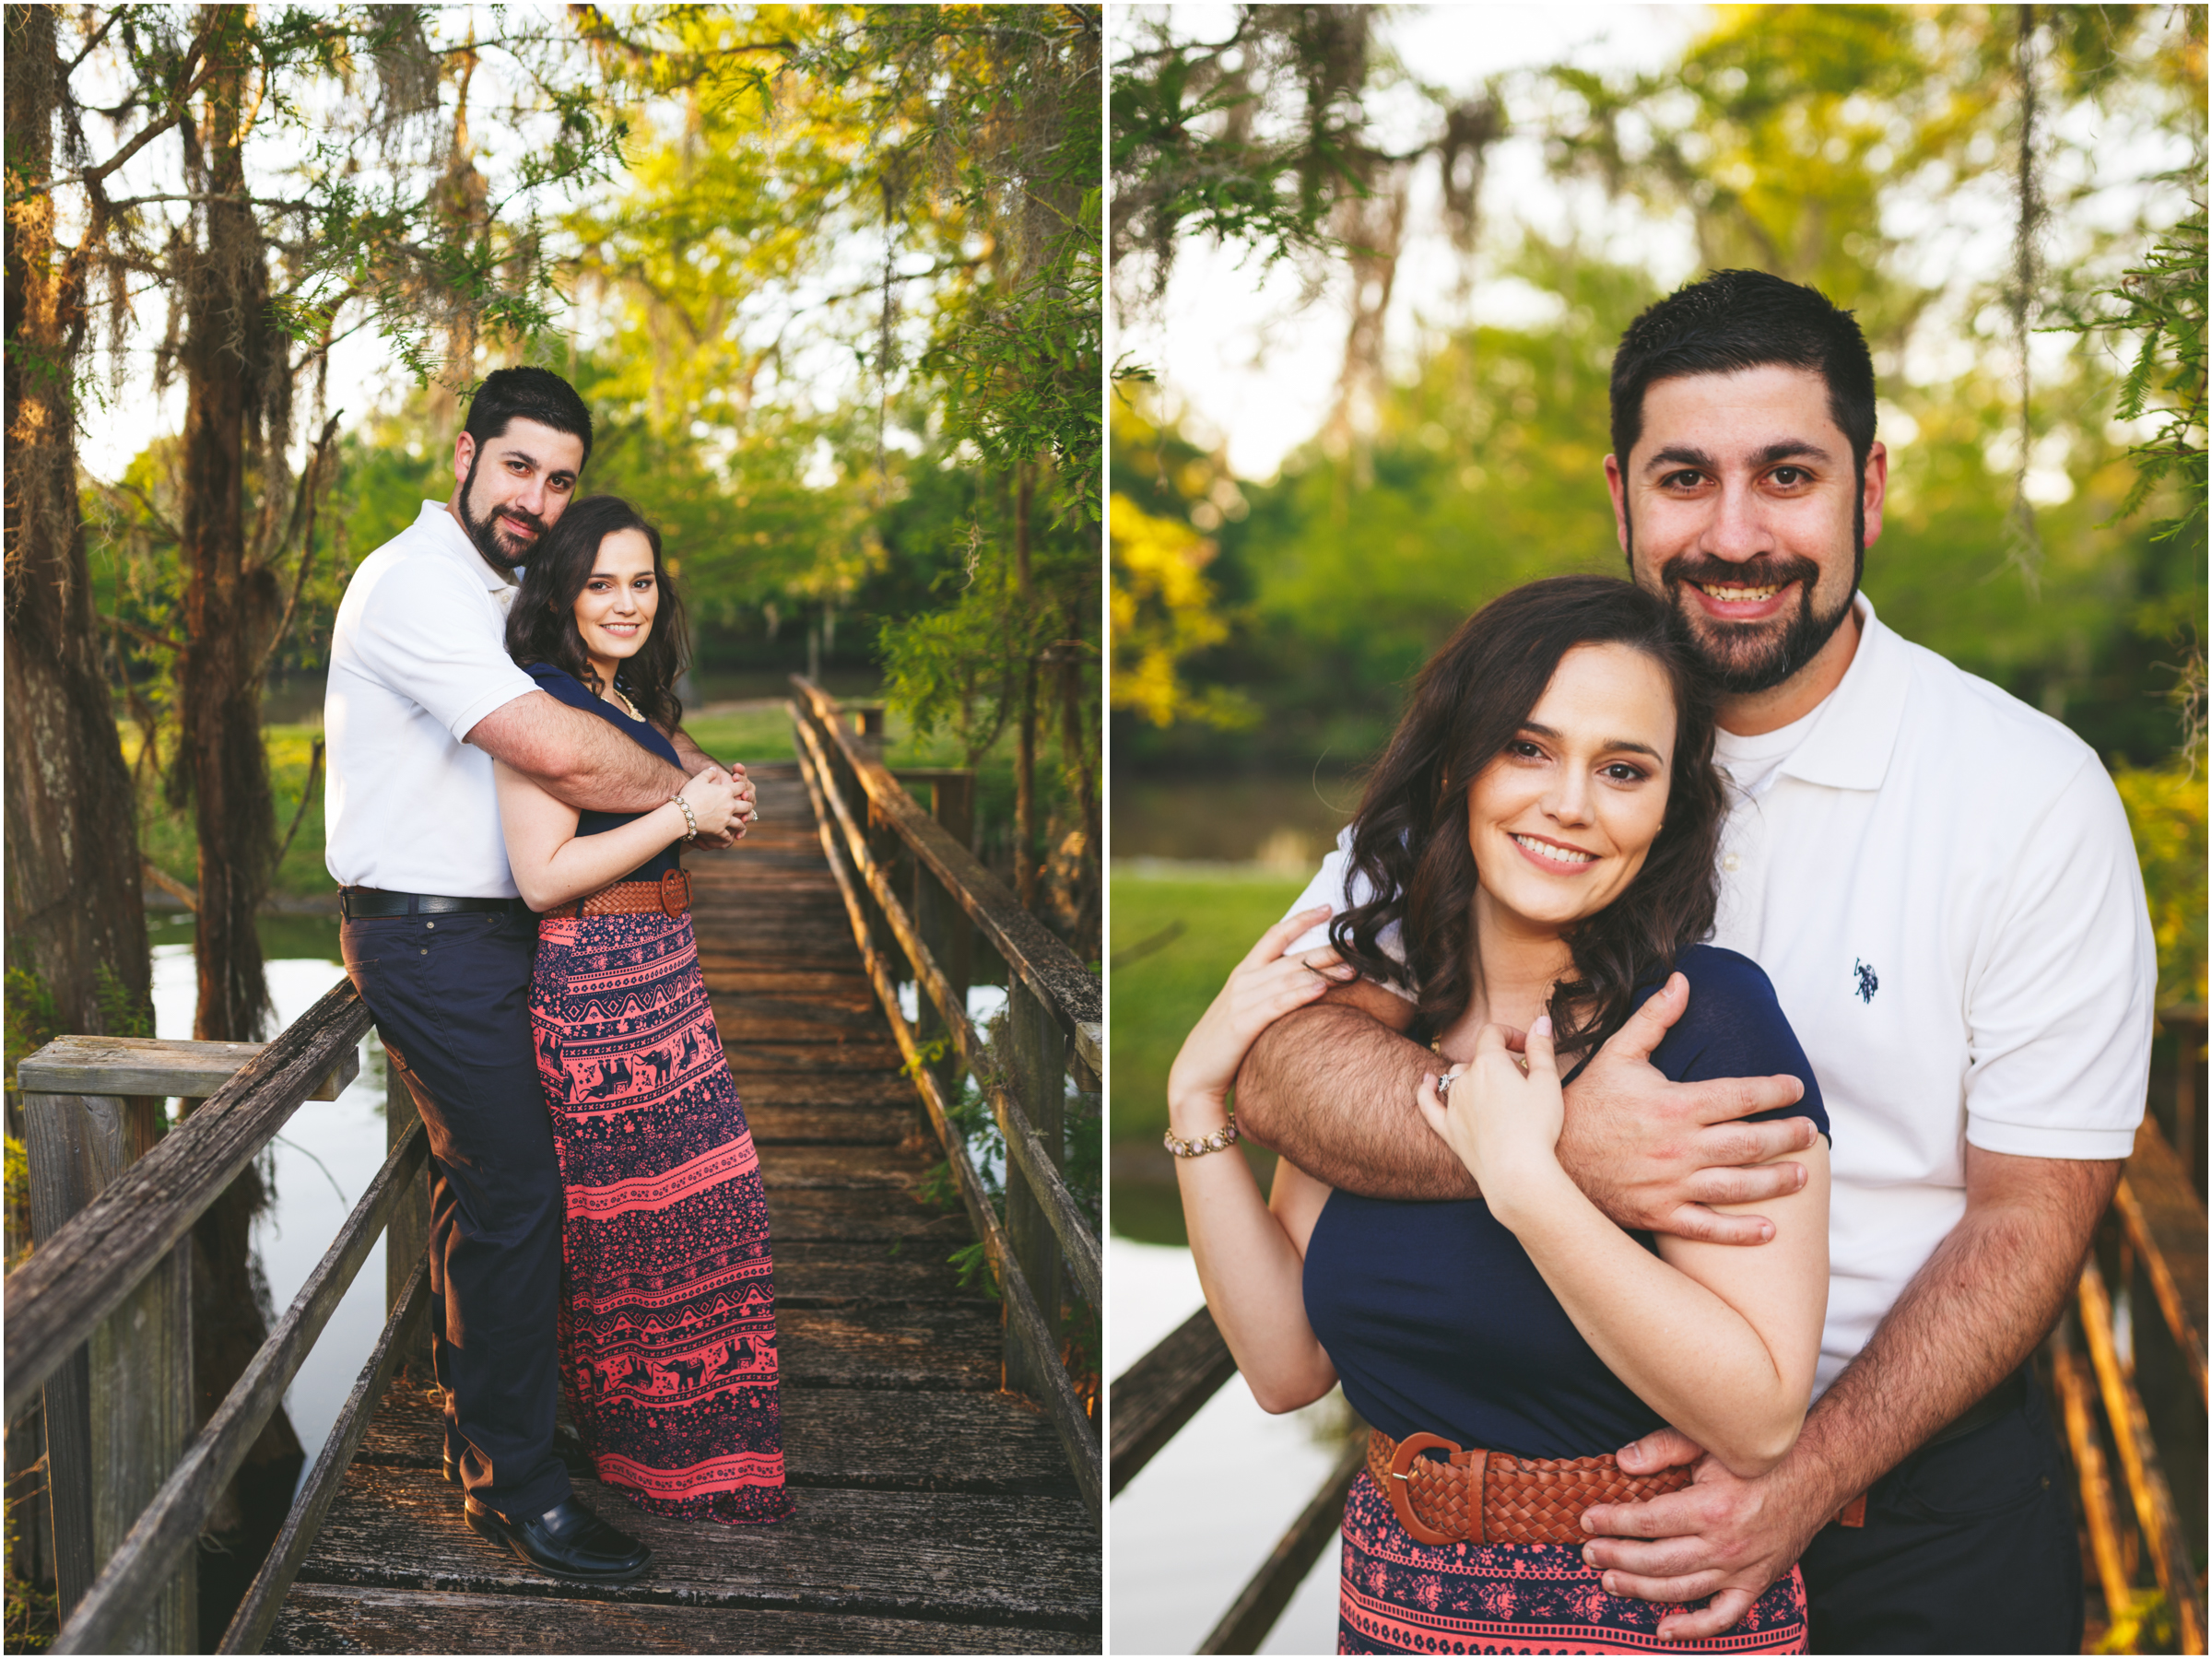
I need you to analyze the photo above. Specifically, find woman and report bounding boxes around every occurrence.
[495,494,794,1526]
[1168,576,1830,1653]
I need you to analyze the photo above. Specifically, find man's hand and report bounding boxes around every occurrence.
[1558,972,1815,1244]
[1579,1428,1839,1642]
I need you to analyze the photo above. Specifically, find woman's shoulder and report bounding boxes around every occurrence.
[1642,945,1830,1138]
[520,658,601,712]
[1670,943,1782,1008]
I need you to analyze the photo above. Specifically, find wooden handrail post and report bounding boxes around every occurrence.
[913,777,975,1100]
[1001,979,1069,1399]
[382,1040,432,1365]
[21,1090,194,1653]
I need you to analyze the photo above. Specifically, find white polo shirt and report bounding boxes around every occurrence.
[1285,596,2155,1394]
[324,500,537,898]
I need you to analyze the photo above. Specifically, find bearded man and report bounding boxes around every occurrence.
[1243,270,2153,1653]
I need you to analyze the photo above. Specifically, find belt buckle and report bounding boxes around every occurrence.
[1386,1431,1471,1546]
[659,868,690,917]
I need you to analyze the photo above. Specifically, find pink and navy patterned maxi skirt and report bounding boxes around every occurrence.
[1338,1471,1806,1653]
[530,910,794,1525]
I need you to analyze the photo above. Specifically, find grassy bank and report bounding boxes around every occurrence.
[1109,868,1308,1145]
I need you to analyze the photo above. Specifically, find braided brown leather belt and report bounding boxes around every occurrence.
[542,869,691,921]
[1368,1429,1694,1546]
[1369,1429,1867,1546]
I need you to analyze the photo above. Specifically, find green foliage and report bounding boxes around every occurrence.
[1112,6,1386,310]
[2115,759,2209,1010]
[1111,5,2204,773]
[2048,200,2208,759]
[132,724,335,901]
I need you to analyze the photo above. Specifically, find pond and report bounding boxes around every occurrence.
[1110,1235,1351,1655]
[147,912,388,1500]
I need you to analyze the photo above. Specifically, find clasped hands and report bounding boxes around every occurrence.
[677,762,756,848]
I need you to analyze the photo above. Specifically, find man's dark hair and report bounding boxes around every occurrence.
[1609,270,1877,475]
[463,366,594,465]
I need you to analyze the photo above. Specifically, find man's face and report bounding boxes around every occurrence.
[452,417,585,570]
[1604,365,1886,696]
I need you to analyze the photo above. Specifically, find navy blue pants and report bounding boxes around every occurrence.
[343,909,571,1521]
[1798,1373,2080,1653]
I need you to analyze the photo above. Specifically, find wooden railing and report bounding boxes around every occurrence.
[1113,1109,2208,1654]
[3,989,434,1653]
[788,677,1101,1510]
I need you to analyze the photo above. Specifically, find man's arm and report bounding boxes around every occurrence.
[1236,974,1814,1234]
[1582,1146,2117,1641]
[467,691,689,813]
[1237,997,1469,1197]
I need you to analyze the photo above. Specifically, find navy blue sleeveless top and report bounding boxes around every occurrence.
[523,662,684,884]
[1301,944,1829,1460]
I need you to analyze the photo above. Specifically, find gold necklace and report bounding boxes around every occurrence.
[606,683,641,721]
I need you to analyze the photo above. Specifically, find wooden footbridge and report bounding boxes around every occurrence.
[6,683,1100,1653]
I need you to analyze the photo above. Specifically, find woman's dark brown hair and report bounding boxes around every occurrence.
[1330,574,1725,1058]
[504,495,689,731]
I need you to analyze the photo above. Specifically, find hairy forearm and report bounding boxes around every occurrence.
[470,692,687,813]
[1235,1003,1475,1199]
[669,727,719,773]
[1783,1153,2116,1506]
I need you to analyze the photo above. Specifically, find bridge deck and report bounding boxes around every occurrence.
[268,761,1100,1653]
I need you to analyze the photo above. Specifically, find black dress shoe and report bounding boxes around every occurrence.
[465,1494,653,1583]
[445,1424,594,1485]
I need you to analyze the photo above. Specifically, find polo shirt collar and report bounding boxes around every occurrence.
[415,499,520,594]
[1774,594,1911,793]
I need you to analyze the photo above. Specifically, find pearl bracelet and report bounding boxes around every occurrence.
[670,795,700,841]
[1164,1118,1240,1159]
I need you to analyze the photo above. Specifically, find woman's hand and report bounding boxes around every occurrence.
[1165,905,1355,1140]
[677,766,741,838]
[1416,1015,1568,1206]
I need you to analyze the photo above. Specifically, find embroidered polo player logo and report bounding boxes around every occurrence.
[1853,959,1879,1004]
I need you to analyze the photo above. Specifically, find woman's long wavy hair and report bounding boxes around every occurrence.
[504,495,689,731]
[1330,575,1726,1059]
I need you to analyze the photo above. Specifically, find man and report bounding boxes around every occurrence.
[325,366,756,1582]
[1241,270,2153,1651]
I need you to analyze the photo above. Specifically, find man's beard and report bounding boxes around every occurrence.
[455,452,546,571]
[1627,498,1865,695]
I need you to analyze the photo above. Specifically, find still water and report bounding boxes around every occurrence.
[1109,1236,1349,1655]
[148,914,388,1497]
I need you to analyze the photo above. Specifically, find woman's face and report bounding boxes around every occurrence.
[571,528,658,674]
[1465,642,1677,936]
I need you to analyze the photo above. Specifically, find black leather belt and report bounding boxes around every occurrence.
[338,888,530,920]
[1926,1367,2026,1448]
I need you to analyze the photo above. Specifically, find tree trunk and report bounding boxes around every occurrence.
[1013,465,1038,910]
[171,51,303,1631]
[176,57,277,1045]
[3,6,152,1039]
[4,10,154,1633]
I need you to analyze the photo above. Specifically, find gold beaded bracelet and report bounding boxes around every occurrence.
[1163,1118,1240,1159]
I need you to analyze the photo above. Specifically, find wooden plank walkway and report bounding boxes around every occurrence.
[266,761,1100,1653]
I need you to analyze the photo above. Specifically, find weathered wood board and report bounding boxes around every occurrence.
[271,760,1099,1653]
[268,1584,1099,1654]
